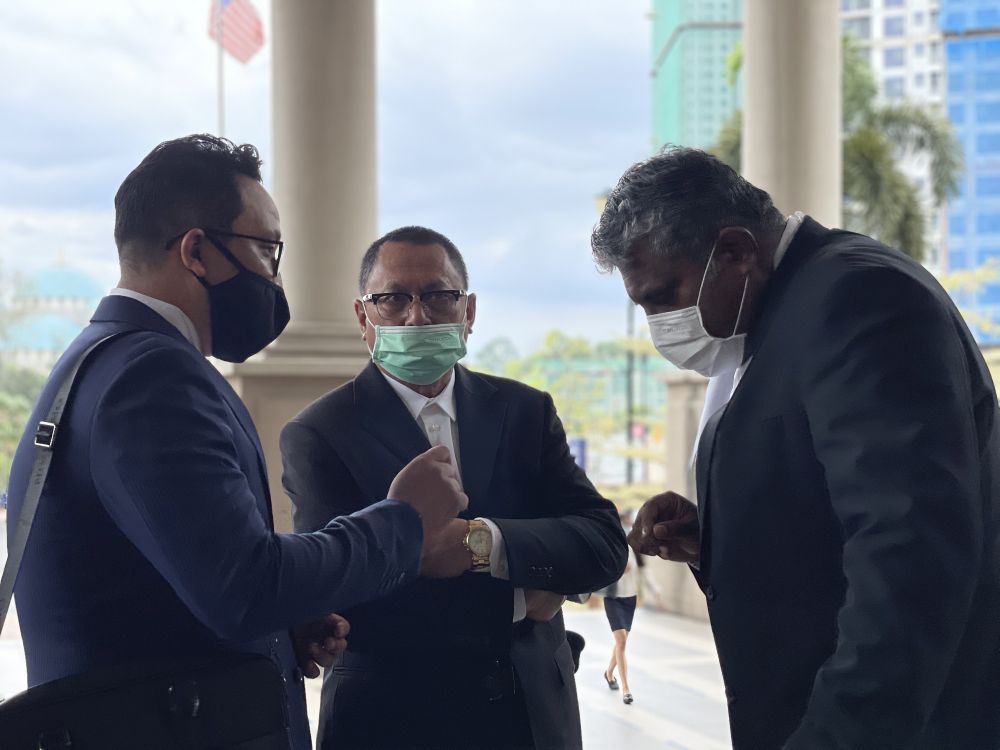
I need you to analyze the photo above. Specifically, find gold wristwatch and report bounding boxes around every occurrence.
[464,519,493,570]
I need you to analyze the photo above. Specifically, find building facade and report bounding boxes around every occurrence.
[650,0,742,150]
[842,0,949,270]
[942,0,1000,343]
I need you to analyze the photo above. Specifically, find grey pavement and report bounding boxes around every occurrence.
[1,517,730,748]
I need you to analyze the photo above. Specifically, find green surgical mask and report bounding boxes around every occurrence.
[369,322,468,385]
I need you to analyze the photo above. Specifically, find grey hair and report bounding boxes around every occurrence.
[591,146,784,273]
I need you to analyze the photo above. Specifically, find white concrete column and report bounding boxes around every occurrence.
[270,0,376,361]
[224,0,378,531]
[742,0,842,227]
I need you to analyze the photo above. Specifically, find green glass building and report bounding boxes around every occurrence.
[651,0,742,150]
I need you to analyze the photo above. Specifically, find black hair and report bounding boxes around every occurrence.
[358,225,469,292]
[592,146,784,273]
[114,134,263,268]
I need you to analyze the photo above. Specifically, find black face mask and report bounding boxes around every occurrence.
[196,234,291,363]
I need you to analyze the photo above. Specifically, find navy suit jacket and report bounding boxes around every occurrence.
[280,363,628,749]
[6,296,424,750]
[695,218,1000,749]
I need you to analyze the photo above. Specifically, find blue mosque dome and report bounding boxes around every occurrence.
[16,266,104,302]
[0,313,85,352]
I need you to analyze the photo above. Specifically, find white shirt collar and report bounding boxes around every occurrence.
[109,287,201,351]
[772,211,805,269]
[381,367,458,422]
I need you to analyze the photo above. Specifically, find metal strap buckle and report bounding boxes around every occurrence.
[34,421,57,449]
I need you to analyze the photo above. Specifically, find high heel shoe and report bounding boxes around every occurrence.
[603,671,619,690]
[623,693,633,705]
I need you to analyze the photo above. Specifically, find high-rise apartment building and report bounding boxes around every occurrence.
[842,0,948,269]
[650,0,741,150]
[942,0,1000,343]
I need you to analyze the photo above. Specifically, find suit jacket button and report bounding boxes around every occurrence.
[293,668,304,683]
[705,585,717,602]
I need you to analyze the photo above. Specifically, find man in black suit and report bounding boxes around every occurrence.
[280,226,627,750]
[591,148,1000,749]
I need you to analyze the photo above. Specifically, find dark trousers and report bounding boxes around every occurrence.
[318,651,535,750]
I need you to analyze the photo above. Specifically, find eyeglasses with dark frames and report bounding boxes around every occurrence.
[164,229,284,277]
[361,290,468,322]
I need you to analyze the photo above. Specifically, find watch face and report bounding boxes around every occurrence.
[469,528,492,556]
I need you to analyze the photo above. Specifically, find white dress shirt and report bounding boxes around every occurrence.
[690,212,805,465]
[381,370,527,622]
[109,287,202,352]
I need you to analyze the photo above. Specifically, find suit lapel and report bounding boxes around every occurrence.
[91,295,275,527]
[454,367,506,517]
[355,363,432,471]
[695,400,728,573]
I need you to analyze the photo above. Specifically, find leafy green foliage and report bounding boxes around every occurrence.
[711,36,962,263]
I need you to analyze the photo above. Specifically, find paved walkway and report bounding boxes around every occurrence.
[1,517,731,748]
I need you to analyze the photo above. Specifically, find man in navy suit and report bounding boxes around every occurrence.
[280,226,628,749]
[5,135,468,749]
[593,148,1000,749]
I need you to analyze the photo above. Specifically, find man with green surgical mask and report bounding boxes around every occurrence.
[279,226,627,750]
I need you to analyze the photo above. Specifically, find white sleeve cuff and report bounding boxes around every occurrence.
[477,518,526,623]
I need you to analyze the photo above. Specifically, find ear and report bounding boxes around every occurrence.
[714,227,759,274]
[465,293,477,336]
[354,298,370,338]
[177,229,208,279]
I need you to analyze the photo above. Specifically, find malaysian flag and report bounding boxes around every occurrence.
[209,0,265,64]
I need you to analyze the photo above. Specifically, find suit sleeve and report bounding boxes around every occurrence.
[491,393,627,594]
[280,419,364,533]
[89,346,422,642]
[783,266,983,749]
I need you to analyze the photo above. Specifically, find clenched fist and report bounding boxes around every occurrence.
[389,445,468,540]
[629,491,700,564]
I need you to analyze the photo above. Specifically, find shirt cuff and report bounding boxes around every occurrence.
[476,518,526,623]
[476,517,509,579]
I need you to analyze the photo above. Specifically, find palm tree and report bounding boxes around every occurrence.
[712,38,962,263]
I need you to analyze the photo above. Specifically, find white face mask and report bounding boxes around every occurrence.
[646,239,750,378]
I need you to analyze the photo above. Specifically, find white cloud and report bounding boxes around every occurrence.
[0,0,651,356]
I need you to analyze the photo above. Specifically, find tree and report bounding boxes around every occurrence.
[713,37,962,263]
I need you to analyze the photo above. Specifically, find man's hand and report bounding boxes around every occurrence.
[629,491,700,564]
[420,518,474,578]
[292,614,350,679]
[524,589,567,622]
[389,446,468,539]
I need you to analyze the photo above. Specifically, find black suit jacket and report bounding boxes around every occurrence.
[695,217,1000,749]
[280,363,627,749]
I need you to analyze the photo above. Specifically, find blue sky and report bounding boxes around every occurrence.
[0,1,652,357]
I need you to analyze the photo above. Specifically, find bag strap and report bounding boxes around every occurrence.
[0,333,126,632]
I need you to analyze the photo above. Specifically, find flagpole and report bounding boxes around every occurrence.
[217,0,225,137]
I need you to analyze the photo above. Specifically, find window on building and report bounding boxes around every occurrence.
[978,134,1000,154]
[930,10,940,29]
[977,8,1000,28]
[843,17,872,38]
[914,11,924,25]
[950,215,966,235]
[977,71,1000,92]
[978,102,1000,123]
[841,0,871,10]
[884,16,905,36]
[915,72,926,87]
[978,177,1000,197]
[981,39,1000,60]
[949,72,965,92]
[949,104,965,123]
[884,47,905,67]
[883,0,903,7]
[930,41,942,62]
[885,76,906,98]
[931,72,942,93]
[915,42,925,56]
[977,214,1000,234]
